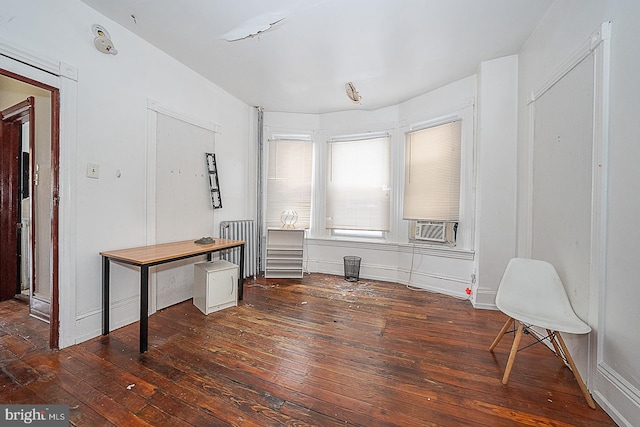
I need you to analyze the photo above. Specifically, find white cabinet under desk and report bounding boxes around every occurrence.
[193,259,239,315]
[265,228,305,278]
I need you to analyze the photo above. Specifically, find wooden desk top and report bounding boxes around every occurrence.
[100,238,245,265]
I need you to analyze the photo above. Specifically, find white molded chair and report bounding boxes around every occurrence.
[489,258,596,409]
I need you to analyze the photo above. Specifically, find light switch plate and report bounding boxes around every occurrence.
[87,163,100,179]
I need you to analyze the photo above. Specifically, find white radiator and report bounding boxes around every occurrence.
[219,220,257,279]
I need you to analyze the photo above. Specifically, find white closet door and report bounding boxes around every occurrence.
[530,53,595,379]
[155,113,215,309]
[531,54,594,320]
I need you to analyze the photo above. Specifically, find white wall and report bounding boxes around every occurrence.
[473,56,518,308]
[517,1,640,425]
[601,1,640,424]
[0,0,254,347]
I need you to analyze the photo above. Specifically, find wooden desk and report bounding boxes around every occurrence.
[100,238,245,352]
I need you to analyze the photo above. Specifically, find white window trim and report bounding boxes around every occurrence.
[325,133,391,235]
[265,133,314,230]
[404,102,475,250]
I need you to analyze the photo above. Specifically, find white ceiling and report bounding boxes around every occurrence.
[80,0,553,114]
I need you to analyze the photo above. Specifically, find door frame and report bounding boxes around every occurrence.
[0,97,34,301]
[0,68,60,348]
[523,22,611,407]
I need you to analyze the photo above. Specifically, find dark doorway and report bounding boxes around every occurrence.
[0,68,60,349]
[0,98,33,301]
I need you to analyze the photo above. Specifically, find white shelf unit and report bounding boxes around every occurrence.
[193,260,239,315]
[265,228,305,278]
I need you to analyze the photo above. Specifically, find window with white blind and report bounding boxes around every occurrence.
[326,135,390,233]
[266,138,313,229]
[403,120,462,221]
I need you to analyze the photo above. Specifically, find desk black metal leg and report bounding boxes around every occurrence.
[140,265,149,353]
[239,244,245,300]
[102,257,110,335]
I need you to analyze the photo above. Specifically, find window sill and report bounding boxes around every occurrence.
[304,237,475,260]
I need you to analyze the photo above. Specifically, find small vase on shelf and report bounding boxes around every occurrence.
[280,210,298,229]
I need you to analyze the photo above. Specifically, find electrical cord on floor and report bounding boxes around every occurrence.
[303,233,310,275]
[405,240,471,301]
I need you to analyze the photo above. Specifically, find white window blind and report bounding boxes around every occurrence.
[266,138,313,229]
[403,120,461,221]
[326,136,390,231]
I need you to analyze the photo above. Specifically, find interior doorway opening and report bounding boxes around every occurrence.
[15,110,33,303]
[0,69,60,348]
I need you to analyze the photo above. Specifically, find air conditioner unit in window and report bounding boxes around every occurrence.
[411,220,457,244]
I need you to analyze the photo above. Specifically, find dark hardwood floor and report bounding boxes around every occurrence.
[0,273,616,426]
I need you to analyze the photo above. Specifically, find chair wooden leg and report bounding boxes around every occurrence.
[546,329,566,366]
[555,332,596,409]
[502,322,524,384]
[490,317,514,351]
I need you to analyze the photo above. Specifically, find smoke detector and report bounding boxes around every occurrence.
[345,82,362,104]
[92,24,118,55]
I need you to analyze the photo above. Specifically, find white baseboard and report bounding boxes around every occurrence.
[74,295,139,344]
[593,362,640,427]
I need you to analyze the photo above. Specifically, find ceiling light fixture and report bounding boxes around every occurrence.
[345,82,362,104]
[92,24,118,55]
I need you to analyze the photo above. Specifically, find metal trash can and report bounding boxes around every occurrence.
[343,256,362,282]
